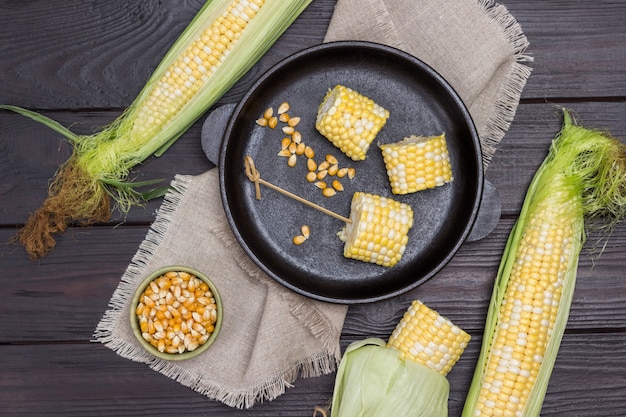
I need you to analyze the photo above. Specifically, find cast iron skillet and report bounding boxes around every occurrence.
[218,41,483,303]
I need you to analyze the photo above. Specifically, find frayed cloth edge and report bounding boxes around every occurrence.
[477,0,533,170]
[93,174,193,344]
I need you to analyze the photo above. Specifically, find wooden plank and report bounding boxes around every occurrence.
[0,333,624,416]
[1,1,625,110]
[2,101,626,226]
[506,0,626,99]
[2,214,625,344]
[0,0,335,110]
[1,1,625,416]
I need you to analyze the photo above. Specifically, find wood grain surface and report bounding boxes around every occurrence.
[1,1,625,416]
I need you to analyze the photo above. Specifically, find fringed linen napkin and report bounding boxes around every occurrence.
[324,0,533,169]
[94,170,348,409]
[94,0,531,409]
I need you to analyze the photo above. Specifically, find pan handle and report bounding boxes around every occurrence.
[201,103,237,166]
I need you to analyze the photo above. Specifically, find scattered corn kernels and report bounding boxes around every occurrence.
[293,224,310,245]
[135,271,218,355]
[257,101,357,200]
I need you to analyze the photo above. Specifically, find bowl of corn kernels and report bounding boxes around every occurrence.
[130,266,222,360]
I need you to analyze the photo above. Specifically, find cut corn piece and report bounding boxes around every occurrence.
[387,300,470,376]
[315,85,389,160]
[380,133,453,194]
[338,192,413,267]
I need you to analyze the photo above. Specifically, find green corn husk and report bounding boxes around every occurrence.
[462,109,626,417]
[330,338,450,417]
[1,0,312,259]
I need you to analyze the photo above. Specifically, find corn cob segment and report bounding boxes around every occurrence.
[338,192,413,267]
[387,300,471,376]
[315,85,389,161]
[380,133,453,194]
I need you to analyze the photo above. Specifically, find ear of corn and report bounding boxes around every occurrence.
[338,192,413,267]
[329,301,470,417]
[315,85,389,160]
[462,109,626,417]
[380,133,454,194]
[2,0,312,259]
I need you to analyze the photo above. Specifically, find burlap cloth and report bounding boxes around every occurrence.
[94,0,531,409]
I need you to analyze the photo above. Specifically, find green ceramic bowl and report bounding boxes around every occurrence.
[130,266,222,361]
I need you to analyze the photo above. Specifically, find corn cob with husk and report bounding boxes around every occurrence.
[329,300,470,417]
[462,109,626,417]
[2,0,312,259]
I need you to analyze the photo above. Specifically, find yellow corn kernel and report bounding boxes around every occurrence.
[331,179,344,191]
[281,137,292,149]
[380,133,453,195]
[387,300,471,376]
[315,85,389,161]
[338,192,413,267]
[277,102,290,114]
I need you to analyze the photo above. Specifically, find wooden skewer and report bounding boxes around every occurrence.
[244,155,352,224]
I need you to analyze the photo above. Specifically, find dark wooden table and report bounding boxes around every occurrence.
[1,1,625,416]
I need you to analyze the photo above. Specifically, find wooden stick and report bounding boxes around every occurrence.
[244,155,352,224]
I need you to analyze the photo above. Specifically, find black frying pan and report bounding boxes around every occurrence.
[215,41,484,303]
